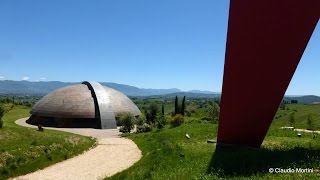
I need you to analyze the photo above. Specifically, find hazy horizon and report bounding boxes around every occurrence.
[1,79,320,96]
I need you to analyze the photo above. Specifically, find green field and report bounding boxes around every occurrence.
[2,101,320,179]
[0,105,95,179]
[109,103,320,179]
[271,103,320,130]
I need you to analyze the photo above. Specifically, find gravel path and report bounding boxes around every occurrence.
[14,118,142,180]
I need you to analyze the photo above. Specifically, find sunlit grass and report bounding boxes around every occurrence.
[0,105,95,179]
[109,104,320,179]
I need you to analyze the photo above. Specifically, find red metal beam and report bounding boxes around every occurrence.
[217,0,320,147]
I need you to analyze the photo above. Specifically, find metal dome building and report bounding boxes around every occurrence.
[27,81,141,129]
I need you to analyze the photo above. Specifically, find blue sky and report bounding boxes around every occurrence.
[0,0,319,95]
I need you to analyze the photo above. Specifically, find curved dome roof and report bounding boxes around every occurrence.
[31,84,96,118]
[31,82,141,129]
[104,86,141,116]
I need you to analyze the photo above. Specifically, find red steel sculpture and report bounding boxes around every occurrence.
[217,0,320,147]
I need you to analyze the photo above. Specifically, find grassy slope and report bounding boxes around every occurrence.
[109,104,320,180]
[0,105,95,179]
[270,104,320,130]
[110,122,217,180]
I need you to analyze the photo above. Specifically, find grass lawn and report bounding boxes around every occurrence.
[109,104,320,179]
[0,105,95,179]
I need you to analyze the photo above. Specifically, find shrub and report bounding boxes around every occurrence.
[171,114,184,127]
[118,113,135,133]
[137,123,152,133]
[10,163,17,170]
[115,114,124,126]
[156,115,166,129]
[135,115,146,126]
[1,168,8,175]
[46,154,53,161]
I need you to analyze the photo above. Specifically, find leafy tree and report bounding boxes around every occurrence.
[181,96,186,116]
[307,113,314,130]
[289,112,295,127]
[209,102,220,123]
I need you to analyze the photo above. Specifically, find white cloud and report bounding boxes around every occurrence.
[22,76,30,81]
[40,77,47,80]
[0,76,4,79]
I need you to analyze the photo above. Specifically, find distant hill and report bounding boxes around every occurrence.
[284,95,320,104]
[0,80,77,95]
[187,90,217,94]
[100,82,182,96]
[0,80,188,96]
[2,80,319,101]
[146,92,220,98]
[147,94,320,102]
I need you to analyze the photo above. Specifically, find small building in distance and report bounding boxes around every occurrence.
[27,81,141,129]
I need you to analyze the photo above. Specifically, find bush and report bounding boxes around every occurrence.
[115,114,124,126]
[156,115,166,129]
[118,113,135,133]
[171,114,184,127]
[136,123,152,133]
[135,115,146,126]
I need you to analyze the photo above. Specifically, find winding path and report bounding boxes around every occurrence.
[14,118,141,180]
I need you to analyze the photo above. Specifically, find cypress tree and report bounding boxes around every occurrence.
[307,114,313,130]
[162,104,165,116]
[175,96,179,115]
[181,96,186,116]
[289,112,295,127]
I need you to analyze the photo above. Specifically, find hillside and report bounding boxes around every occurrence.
[284,95,320,104]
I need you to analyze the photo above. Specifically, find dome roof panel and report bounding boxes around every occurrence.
[31,84,96,118]
[104,87,141,116]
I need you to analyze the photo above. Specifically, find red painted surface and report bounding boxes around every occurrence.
[217,0,320,147]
